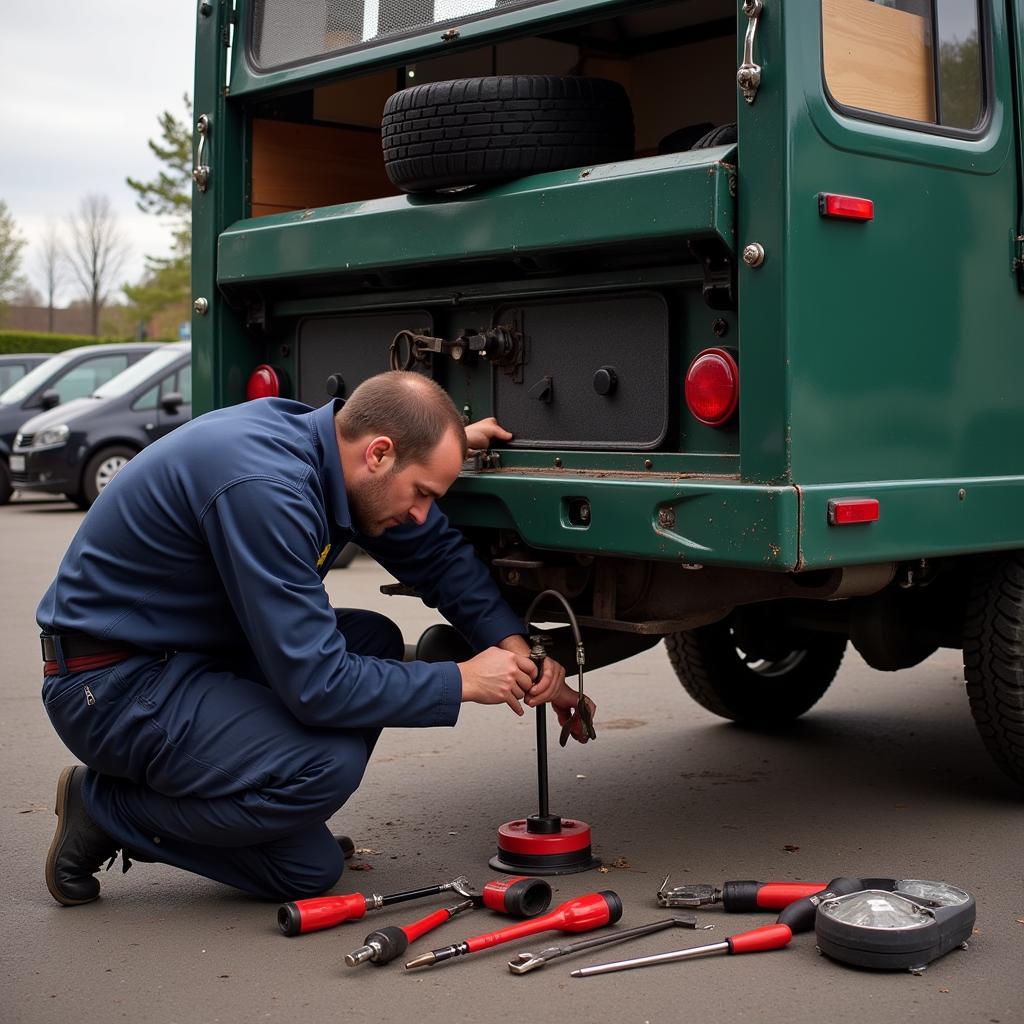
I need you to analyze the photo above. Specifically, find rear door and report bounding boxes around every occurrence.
[1010,0,1024,287]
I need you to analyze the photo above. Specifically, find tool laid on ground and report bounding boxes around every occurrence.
[405,890,622,969]
[345,877,553,967]
[575,876,976,976]
[658,876,827,911]
[277,874,473,936]
[571,922,793,976]
[490,589,600,876]
[508,915,711,974]
[346,899,476,966]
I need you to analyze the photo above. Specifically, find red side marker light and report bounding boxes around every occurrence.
[246,364,282,400]
[827,498,880,526]
[685,348,739,427]
[818,193,874,222]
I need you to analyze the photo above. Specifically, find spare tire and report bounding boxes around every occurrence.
[382,75,635,193]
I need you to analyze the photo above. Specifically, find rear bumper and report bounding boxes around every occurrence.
[443,471,800,569]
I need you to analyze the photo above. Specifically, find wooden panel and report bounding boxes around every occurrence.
[313,70,395,127]
[823,0,935,123]
[250,119,396,217]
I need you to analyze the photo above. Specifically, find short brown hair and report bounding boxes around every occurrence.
[336,371,467,466]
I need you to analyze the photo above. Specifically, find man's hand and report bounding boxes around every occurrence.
[458,646,537,716]
[497,634,566,707]
[465,416,512,451]
[497,635,597,743]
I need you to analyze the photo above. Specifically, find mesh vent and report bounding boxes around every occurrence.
[251,0,531,70]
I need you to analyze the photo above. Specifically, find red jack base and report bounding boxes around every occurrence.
[489,817,601,876]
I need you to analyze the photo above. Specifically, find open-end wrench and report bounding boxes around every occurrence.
[508,915,711,974]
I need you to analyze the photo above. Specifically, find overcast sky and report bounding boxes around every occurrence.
[0,2,196,304]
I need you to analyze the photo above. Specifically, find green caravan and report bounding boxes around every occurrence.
[191,0,1024,785]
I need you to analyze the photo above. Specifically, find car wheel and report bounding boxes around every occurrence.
[0,462,11,505]
[963,552,1024,786]
[382,75,634,193]
[664,616,846,727]
[81,446,136,507]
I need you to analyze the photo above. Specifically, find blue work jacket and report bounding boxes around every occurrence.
[37,399,525,730]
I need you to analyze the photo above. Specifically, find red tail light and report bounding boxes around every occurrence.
[246,364,283,400]
[685,348,739,426]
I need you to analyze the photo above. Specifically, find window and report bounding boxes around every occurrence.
[0,363,29,392]
[252,0,528,69]
[133,385,159,412]
[52,354,130,403]
[822,0,983,131]
[175,365,192,404]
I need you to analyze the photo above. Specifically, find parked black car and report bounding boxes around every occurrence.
[0,342,158,503]
[10,343,191,508]
[0,354,49,393]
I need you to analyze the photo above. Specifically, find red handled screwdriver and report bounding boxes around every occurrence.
[346,877,552,967]
[346,899,476,966]
[570,922,794,977]
[405,891,623,969]
[658,877,827,912]
[277,874,472,936]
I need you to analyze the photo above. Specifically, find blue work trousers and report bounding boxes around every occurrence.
[42,609,405,900]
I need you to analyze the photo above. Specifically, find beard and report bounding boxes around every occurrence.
[347,468,397,538]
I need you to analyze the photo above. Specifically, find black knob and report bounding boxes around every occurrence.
[325,373,346,398]
[593,366,618,396]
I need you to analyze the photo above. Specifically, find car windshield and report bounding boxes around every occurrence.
[0,353,70,405]
[93,347,187,399]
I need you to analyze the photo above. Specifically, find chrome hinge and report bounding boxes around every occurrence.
[737,0,764,105]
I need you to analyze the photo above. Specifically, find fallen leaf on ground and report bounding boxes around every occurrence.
[354,847,378,855]
[939,988,950,994]
[783,845,800,853]
[597,866,611,874]
[610,857,632,870]
[349,862,374,871]
[576,774,587,779]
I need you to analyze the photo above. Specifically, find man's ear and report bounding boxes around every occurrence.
[365,436,396,473]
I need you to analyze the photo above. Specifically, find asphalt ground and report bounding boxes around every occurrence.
[3,494,1022,1024]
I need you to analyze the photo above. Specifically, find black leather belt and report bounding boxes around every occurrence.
[40,633,137,662]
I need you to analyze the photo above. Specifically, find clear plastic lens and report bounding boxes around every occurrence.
[896,880,971,907]
[821,891,930,930]
[36,425,70,448]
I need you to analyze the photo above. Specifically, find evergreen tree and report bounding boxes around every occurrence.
[0,200,28,322]
[124,95,193,331]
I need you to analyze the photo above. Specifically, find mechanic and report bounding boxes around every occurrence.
[39,370,592,906]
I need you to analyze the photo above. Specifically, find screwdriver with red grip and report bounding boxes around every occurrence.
[570,922,793,976]
[346,899,477,966]
[277,874,472,936]
[658,876,827,912]
[574,875,877,976]
[405,891,622,969]
[345,876,552,966]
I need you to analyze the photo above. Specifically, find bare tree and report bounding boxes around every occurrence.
[66,194,130,336]
[35,220,65,333]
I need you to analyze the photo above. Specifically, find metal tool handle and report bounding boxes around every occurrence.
[737,0,763,104]
[192,114,210,191]
[509,917,697,973]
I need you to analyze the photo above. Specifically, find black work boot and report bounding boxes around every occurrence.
[45,765,119,906]
[333,834,355,860]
